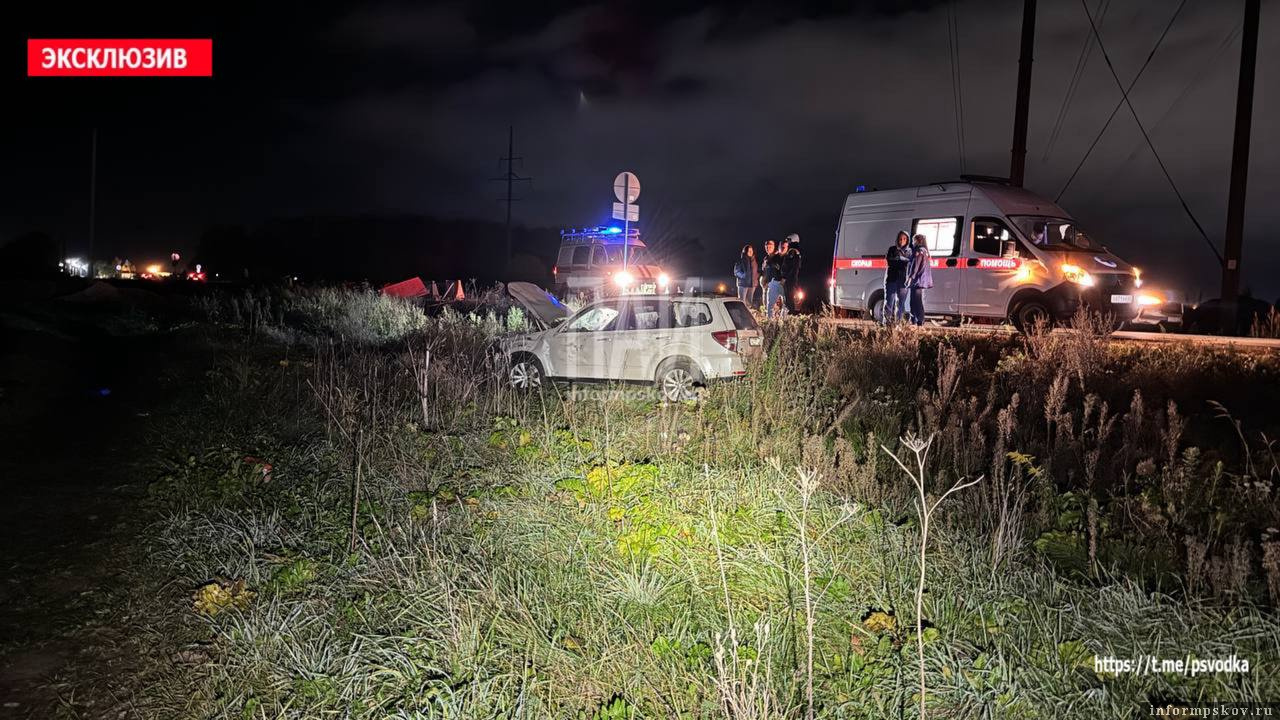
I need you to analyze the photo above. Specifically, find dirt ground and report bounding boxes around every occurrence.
[0,302,204,718]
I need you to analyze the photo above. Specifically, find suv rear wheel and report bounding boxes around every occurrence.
[655,359,703,402]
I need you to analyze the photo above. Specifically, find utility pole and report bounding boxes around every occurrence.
[1220,0,1260,333]
[489,126,532,275]
[1009,0,1037,187]
[88,127,97,276]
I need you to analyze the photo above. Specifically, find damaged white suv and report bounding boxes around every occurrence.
[503,282,762,401]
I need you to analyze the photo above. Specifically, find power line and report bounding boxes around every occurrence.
[945,0,967,174]
[1110,20,1242,172]
[1043,0,1110,162]
[1056,0,1187,203]
[1057,0,1221,265]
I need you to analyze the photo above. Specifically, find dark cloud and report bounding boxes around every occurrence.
[2,0,1275,298]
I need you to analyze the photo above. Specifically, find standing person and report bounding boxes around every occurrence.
[883,231,911,324]
[758,239,776,311]
[763,241,787,319]
[907,233,933,326]
[780,233,802,313]
[733,244,758,304]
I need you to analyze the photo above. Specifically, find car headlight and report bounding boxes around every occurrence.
[1136,292,1163,306]
[1060,263,1095,287]
[614,270,634,288]
[658,272,670,287]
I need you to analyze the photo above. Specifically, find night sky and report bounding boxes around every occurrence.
[3,0,1276,299]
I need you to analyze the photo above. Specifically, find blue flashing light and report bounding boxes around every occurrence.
[607,226,622,234]
[855,185,867,193]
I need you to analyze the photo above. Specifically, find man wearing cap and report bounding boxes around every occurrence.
[780,233,802,313]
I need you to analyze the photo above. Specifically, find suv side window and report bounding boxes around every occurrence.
[621,298,671,331]
[591,245,610,266]
[672,301,713,328]
[972,217,1014,257]
[557,247,574,266]
[571,246,591,266]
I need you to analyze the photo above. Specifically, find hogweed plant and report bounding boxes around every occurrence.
[882,434,982,720]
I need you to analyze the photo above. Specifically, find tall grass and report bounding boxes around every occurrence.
[123,293,1280,718]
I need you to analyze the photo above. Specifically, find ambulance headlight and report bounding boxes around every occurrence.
[614,270,634,288]
[1060,263,1095,287]
[658,272,670,288]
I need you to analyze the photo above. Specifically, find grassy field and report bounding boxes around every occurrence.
[103,289,1280,718]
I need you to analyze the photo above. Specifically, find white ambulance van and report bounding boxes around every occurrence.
[828,179,1148,330]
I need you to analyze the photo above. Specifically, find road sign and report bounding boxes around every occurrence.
[612,202,639,222]
[613,172,640,204]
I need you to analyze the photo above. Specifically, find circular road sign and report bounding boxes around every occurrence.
[613,172,640,204]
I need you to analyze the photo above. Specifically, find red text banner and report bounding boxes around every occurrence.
[27,39,213,77]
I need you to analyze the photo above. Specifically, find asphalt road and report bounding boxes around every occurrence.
[820,317,1280,350]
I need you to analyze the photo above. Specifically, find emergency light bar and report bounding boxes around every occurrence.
[559,226,643,246]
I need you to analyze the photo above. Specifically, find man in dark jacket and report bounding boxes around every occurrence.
[762,240,787,319]
[757,239,776,311]
[883,231,911,324]
[780,234,802,313]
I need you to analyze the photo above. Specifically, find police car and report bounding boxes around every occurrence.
[552,226,670,300]
[827,179,1167,330]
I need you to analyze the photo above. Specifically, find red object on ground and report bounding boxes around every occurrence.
[381,277,428,298]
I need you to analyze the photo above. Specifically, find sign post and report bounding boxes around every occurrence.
[612,171,640,269]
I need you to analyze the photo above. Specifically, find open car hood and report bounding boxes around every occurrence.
[507,282,571,329]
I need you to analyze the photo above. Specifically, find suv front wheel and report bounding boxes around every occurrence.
[508,355,544,390]
[655,359,703,402]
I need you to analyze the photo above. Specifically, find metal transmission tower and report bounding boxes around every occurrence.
[489,126,532,273]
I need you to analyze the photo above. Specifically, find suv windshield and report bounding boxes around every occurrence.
[602,245,650,265]
[1010,216,1106,252]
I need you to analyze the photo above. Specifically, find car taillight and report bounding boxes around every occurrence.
[712,330,738,351]
[552,265,558,276]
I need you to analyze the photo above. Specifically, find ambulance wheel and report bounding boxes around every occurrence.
[868,293,885,323]
[1011,300,1053,333]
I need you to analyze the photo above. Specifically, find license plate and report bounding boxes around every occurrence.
[1110,294,1133,304]
[636,283,657,294]
[749,336,762,346]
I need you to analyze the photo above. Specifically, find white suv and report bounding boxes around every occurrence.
[504,283,762,401]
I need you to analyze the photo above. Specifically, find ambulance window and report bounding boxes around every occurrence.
[911,217,960,257]
[571,246,591,266]
[972,218,1012,256]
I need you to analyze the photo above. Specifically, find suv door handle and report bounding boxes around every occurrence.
[652,334,670,340]
[945,258,958,268]
[966,258,979,267]
[594,336,612,342]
